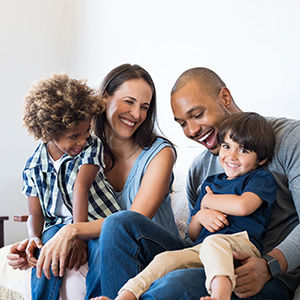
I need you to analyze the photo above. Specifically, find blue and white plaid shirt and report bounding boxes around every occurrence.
[22,134,120,230]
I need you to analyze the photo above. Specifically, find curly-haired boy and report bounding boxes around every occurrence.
[22,73,120,299]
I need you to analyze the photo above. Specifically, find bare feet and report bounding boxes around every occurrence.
[90,297,111,300]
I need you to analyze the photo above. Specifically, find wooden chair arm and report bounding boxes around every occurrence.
[13,215,28,222]
[0,216,9,247]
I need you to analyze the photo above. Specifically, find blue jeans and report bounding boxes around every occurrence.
[31,224,64,300]
[99,211,293,300]
[31,224,102,300]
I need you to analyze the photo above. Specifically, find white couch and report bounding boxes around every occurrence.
[0,146,299,300]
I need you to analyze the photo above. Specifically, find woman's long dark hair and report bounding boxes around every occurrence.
[93,64,172,168]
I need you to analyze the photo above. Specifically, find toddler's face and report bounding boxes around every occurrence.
[48,119,91,160]
[219,133,263,180]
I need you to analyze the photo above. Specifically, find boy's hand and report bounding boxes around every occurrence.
[26,237,43,267]
[201,186,214,209]
[196,208,228,232]
[66,239,87,271]
[7,239,31,270]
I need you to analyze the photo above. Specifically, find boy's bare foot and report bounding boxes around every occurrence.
[90,297,111,300]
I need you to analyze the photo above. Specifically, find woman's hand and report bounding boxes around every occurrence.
[36,224,78,279]
[6,239,30,270]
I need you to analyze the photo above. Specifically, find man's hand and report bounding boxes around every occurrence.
[66,239,88,271]
[197,208,228,232]
[233,251,271,298]
[7,239,30,270]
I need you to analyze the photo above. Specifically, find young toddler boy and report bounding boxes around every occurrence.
[22,73,120,299]
[97,112,276,300]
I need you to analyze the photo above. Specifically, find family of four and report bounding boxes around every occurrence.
[7,64,300,300]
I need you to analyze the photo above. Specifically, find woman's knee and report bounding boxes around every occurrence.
[103,211,143,231]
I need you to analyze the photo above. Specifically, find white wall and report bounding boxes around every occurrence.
[2,0,300,244]
[0,0,68,244]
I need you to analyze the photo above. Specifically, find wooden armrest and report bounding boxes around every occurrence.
[14,215,28,222]
[0,216,9,247]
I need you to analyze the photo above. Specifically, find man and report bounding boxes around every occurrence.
[99,67,300,299]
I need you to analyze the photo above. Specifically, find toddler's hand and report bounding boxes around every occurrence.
[197,208,228,232]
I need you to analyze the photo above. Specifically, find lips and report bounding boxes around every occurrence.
[197,129,217,148]
[72,148,83,156]
[226,161,239,169]
[120,117,136,127]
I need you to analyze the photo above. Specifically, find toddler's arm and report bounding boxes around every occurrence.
[201,186,263,216]
[189,208,228,241]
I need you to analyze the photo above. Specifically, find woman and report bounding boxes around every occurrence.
[7,64,178,299]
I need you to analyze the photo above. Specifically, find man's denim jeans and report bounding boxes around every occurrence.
[99,211,292,300]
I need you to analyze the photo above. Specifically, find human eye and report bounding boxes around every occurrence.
[179,121,186,128]
[194,111,204,119]
[221,143,229,149]
[141,103,150,111]
[68,135,78,140]
[124,99,134,105]
[240,148,249,154]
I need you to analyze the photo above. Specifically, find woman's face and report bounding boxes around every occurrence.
[105,79,152,141]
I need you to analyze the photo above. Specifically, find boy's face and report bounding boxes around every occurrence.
[219,133,264,180]
[171,81,231,155]
[48,119,91,160]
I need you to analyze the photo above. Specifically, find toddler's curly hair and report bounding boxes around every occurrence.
[23,73,105,142]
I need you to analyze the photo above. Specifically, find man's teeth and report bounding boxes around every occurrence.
[121,118,135,126]
[198,131,212,142]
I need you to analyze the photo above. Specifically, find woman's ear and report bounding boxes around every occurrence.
[258,158,268,166]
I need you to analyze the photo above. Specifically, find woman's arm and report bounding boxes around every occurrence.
[129,147,176,218]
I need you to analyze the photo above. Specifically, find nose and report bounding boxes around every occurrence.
[77,133,89,147]
[228,150,238,160]
[186,121,201,138]
[130,106,141,120]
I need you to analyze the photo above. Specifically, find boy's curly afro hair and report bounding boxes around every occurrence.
[23,73,105,142]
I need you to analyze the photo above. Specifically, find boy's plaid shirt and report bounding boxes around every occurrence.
[22,134,120,230]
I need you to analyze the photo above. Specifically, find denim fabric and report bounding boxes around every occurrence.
[31,224,101,300]
[31,224,64,300]
[142,268,293,300]
[99,211,190,298]
[99,211,292,300]
[85,238,102,299]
